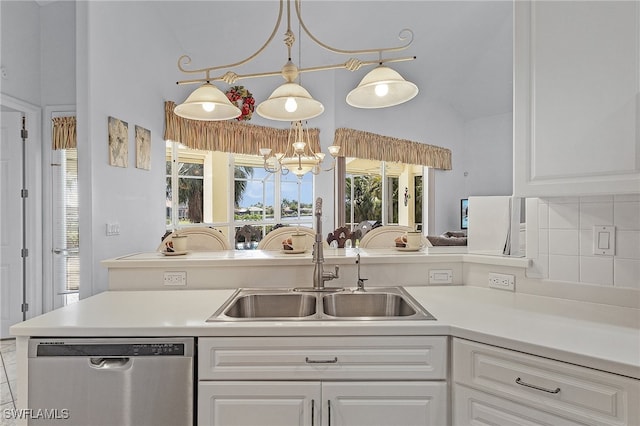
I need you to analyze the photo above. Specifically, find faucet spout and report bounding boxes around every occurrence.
[312,197,339,290]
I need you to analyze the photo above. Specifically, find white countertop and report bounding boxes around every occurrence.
[101,248,530,268]
[10,286,639,379]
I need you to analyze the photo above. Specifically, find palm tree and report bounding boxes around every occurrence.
[177,163,204,223]
[234,166,254,207]
[347,175,382,223]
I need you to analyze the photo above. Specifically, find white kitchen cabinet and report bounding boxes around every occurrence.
[453,385,585,426]
[197,336,448,426]
[198,381,446,426]
[452,338,640,426]
[513,1,640,197]
[322,381,446,426]
[198,381,319,426]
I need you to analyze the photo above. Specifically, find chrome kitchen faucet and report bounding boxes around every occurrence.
[312,197,339,290]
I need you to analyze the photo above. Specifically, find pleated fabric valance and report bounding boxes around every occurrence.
[333,128,452,170]
[164,101,321,154]
[52,116,77,150]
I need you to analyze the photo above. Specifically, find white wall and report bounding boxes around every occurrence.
[40,1,76,106]
[462,112,513,198]
[0,1,41,105]
[77,1,185,296]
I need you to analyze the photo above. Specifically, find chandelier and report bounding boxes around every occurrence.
[260,120,340,178]
[173,0,418,122]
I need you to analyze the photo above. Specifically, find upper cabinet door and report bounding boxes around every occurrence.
[514,1,640,197]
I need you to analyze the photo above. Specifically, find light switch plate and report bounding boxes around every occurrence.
[593,225,615,256]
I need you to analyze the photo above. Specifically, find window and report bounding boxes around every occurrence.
[52,148,79,305]
[165,143,313,248]
[344,157,424,230]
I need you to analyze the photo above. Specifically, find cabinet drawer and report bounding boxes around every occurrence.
[453,339,640,426]
[454,384,585,426]
[199,336,447,380]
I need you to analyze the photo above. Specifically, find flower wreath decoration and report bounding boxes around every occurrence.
[225,86,255,121]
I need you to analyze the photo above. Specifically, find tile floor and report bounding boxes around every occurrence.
[1,339,17,426]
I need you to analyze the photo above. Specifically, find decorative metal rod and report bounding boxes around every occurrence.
[175,0,416,86]
[295,0,414,56]
[177,56,416,86]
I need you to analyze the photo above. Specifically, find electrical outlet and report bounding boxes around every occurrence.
[164,271,186,286]
[488,272,515,291]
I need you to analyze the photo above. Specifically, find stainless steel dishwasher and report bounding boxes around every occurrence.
[27,337,194,426]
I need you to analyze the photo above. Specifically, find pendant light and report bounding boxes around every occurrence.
[174,83,241,121]
[174,1,418,121]
[256,61,324,121]
[346,65,419,109]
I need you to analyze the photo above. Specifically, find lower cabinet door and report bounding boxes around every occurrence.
[198,381,320,426]
[199,381,448,426]
[322,381,448,426]
[453,384,587,426]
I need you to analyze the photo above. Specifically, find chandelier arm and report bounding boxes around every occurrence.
[297,56,417,74]
[176,55,416,86]
[295,0,414,56]
[177,0,285,77]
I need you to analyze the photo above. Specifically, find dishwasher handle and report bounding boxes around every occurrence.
[89,357,132,369]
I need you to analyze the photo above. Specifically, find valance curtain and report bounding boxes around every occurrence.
[333,128,452,170]
[164,101,321,154]
[52,116,77,150]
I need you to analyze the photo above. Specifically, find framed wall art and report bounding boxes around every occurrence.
[108,116,128,167]
[135,125,151,170]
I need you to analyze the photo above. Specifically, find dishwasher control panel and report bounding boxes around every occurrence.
[29,338,193,357]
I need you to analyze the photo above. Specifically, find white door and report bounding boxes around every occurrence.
[0,111,25,337]
[322,381,448,426]
[198,381,320,426]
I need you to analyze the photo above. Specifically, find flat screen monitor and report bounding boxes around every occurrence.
[461,199,469,230]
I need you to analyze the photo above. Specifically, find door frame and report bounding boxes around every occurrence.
[1,93,43,321]
[42,105,76,313]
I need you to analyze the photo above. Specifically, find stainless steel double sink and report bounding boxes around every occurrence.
[208,287,436,321]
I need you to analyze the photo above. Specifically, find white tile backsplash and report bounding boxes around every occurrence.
[579,202,614,229]
[530,195,640,289]
[549,254,579,282]
[548,201,580,229]
[616,231,640,259]
[579,256,614,286]
[614,200,640,230]
[549,229,579,255]
[614,259,640,289]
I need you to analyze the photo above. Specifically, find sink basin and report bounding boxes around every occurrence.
[322,293,416,317]
[223,293,316,318]
[208,287,435,321]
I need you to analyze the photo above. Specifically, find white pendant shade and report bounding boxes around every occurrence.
[257,82,324,121]
[174,83,242,121]
[280,156,320,177]
[346,66,419,108]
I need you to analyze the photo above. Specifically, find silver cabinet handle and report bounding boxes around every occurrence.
[328,400,332,426]
[305,356,338,364]
[515,377,561,394]
[310,399,314,426]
